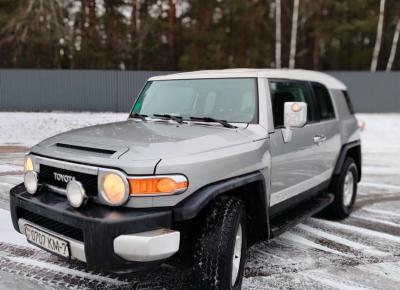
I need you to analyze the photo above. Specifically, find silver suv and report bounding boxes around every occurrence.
[10,69,361,289]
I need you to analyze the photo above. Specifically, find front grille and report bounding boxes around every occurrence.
[18,207,84,241]
[39,164,98,196]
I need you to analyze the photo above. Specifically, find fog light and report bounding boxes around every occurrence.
[24,171,38,194]
[66,180,86,208]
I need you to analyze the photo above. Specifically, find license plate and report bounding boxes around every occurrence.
[24,224,70,258]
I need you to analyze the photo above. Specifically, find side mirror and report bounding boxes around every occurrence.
[282,102,307,143]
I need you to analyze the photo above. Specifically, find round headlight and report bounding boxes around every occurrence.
[24,157,34,173]
[66,180,86,208]
[24,171,38,194]
[101,172,128,205]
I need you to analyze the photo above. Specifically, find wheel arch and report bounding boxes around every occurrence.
[333,140,362,182]
[173,171,269,238]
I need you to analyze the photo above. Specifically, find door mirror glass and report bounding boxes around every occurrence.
[282,102,307,143]
[284,102,307,128]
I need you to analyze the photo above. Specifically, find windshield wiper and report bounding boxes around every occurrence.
[189,116,237,129]
[129,113,148,121]
[153,114,183,123]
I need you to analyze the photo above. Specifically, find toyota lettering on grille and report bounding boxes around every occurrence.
[53,172,75,183]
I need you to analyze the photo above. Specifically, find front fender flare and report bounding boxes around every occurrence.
[173,171,266,221]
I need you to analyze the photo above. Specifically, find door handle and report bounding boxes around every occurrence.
[313,135,327,144]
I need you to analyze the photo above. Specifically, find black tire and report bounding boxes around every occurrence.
[192,196,247,290]
[327,157,358,219]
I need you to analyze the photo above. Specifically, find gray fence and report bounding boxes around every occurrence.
[329,72,400,113]
[0,70,173,112]
[0,69,399,113]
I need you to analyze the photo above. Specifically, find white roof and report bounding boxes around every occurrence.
[149,69,346,90]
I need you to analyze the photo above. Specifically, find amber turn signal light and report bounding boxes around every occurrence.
[128,176,188,196]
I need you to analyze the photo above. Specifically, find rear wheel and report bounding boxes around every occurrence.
[327,157,358,219]
[192,196,247,290]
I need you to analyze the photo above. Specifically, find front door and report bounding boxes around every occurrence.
[267,79,328,210]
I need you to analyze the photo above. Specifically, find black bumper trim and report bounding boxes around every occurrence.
[10,184,173,271]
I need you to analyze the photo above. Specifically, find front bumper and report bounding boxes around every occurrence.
[10,184,180,271]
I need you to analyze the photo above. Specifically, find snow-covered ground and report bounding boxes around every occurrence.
[0,112,127,147]
[0,112,399,289]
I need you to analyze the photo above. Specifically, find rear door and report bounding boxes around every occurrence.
[267,79,327,209]
[311,82,341,172]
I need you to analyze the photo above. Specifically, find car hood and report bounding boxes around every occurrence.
[36,120,254,161]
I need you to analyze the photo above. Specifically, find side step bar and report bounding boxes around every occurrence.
[269,193,334,238]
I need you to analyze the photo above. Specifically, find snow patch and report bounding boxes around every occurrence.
[0,209,32,247]
[0,164,22,173]
[0,112,127,147]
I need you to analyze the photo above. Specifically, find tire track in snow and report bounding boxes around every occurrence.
[360,182,400,191]
[0,256,124,290]
[363,207,400,218]
[306,217,400,256]
[0,242,128,286]
[356,261,400,283]
[244,260,400,290]
[9,256,129,286]
[300,270,370,290]
[296,223,388,257]
[280,232,352,258]
[310,218,400,243]
[0,242,192,290]
[351,213,400,229]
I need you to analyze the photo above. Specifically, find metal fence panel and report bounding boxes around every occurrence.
[328,71,400,113]
[0,69,172,112]
[1,69,399,113]
[115,71,175,112]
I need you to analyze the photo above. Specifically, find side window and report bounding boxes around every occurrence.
[269,79,317,128]
[343,90,355,114]
[312,83,335,120]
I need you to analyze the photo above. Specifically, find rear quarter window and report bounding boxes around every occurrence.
[343,90,355,114]
[312,82,336,120]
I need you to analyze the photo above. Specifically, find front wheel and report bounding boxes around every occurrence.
[328,157,358,219]
[192,196,247,290]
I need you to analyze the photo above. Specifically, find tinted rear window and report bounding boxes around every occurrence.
[343,90,355,114]
[312,83,336,120]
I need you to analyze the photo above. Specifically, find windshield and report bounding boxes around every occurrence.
[131,78,258,123]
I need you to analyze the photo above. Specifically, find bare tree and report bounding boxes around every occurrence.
[0,0,69,67]
[275,0,281,68]
[386,18,400,71]
[312,0,321,69]
[168,0,176,68]
[371,0,386,72]
[289,0,299,69]
[136,0,150,69]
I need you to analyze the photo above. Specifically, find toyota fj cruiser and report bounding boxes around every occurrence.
[10,69,361,289]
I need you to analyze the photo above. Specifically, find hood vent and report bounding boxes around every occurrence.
[55,143,116,156]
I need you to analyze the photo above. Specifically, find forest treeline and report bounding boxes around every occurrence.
[0,0,399,71]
